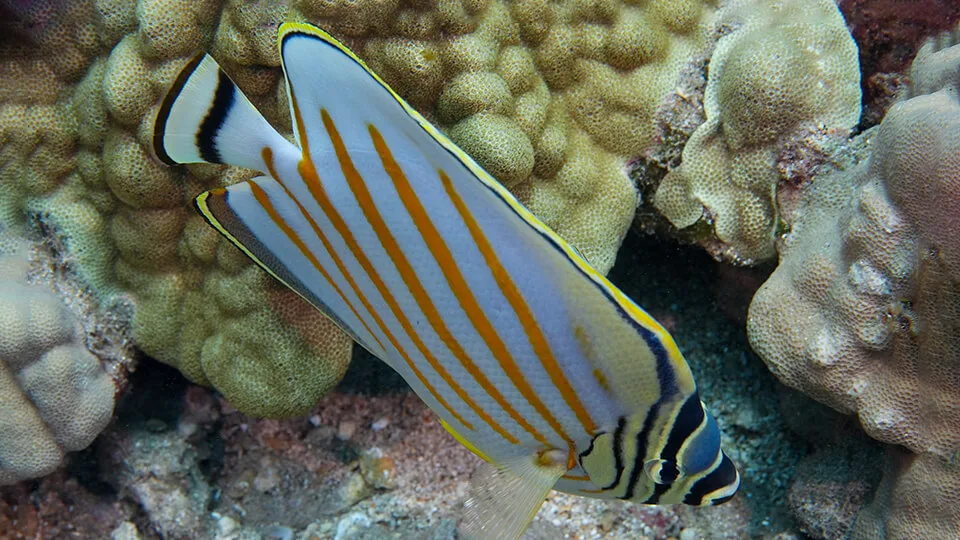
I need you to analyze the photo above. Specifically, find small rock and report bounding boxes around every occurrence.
[99,426,213,538]
[334,512,372,540]
[599,510,617,532]
[213,515,263,540]
[360,447,397,490]
[253,459,281,493]
[371,417,390,431]
[264,524,294,540]
[216,516,241,536]
[110,521,141,540]
[338,471,373,506]
[227,469,256,499]
[337,421,357,441]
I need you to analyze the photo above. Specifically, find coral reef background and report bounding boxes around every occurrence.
[1,0,959,538]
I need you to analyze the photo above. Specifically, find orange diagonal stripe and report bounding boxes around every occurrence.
[440,171,597,437]
[368,124,564,448]
[288,97,473,432]
[321,108,519,446]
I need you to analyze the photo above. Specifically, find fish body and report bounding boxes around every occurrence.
[154,22,738,538]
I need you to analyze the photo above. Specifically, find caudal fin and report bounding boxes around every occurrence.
[153,54,292,172]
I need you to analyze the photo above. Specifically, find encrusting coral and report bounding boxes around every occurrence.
[1,0,729,416]
[747,28,960,538]
[654,0,861,263]
[0,230,126,485]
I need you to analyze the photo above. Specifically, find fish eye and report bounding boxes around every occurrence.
[643,458,681,485]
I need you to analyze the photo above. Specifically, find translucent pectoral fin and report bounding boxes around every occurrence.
[458,450,567,540]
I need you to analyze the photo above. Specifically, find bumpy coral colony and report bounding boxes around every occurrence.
[749,27,960,539]
[0,0,728,419]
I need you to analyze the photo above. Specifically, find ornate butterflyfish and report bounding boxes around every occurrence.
[153,21,739,539]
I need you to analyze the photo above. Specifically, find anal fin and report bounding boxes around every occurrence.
[459,450,567,540]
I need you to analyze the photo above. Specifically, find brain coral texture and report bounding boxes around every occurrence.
[748,32,960,467]
[0,0,725,415]
[0,235,117,485]
[654,0,861,263]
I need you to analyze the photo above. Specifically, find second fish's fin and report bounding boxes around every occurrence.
[459,450,567,540]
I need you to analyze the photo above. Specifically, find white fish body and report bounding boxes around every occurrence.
[153,22,739,539]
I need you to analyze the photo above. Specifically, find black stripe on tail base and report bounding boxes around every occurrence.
[153,54,205,166]
[683,454,739,506]
[620,402,661,501]
[658,393,706,483]
[600,417,627,490]
[195,69,236,164]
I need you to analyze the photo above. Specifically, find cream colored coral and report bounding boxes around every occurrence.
[655,0,861,262]
[852,449,960,539]
[747,34,960,462]
[291,0,717,272]
[0,239,116,485]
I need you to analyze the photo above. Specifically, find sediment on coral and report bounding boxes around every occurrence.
[653,0,861,264]
[747,27,960,537]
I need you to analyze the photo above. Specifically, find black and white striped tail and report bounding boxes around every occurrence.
[153,53,288,173]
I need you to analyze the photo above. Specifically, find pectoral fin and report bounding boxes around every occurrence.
[459,450,567,540]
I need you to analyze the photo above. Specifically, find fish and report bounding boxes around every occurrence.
[153,21,739,539]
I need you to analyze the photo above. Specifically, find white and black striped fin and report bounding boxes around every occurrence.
[194,175,381,357]
[153,54,292,172]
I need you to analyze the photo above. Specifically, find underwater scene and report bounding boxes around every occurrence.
[1,0,959,538]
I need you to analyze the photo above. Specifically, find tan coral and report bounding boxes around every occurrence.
[749,30,960,537]
[654,0,861,263]
[1,0,353,418]
[2,0,727,417]
[748,32,960,462]
[291,0,717,272]
[852,448,960,539]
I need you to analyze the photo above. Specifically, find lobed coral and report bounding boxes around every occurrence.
[291,0,717,272]
[654,0,861,263]
[747,29,960,537]
[1,0,729,416]
[0,0,353,417]
[0,233,119,485]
